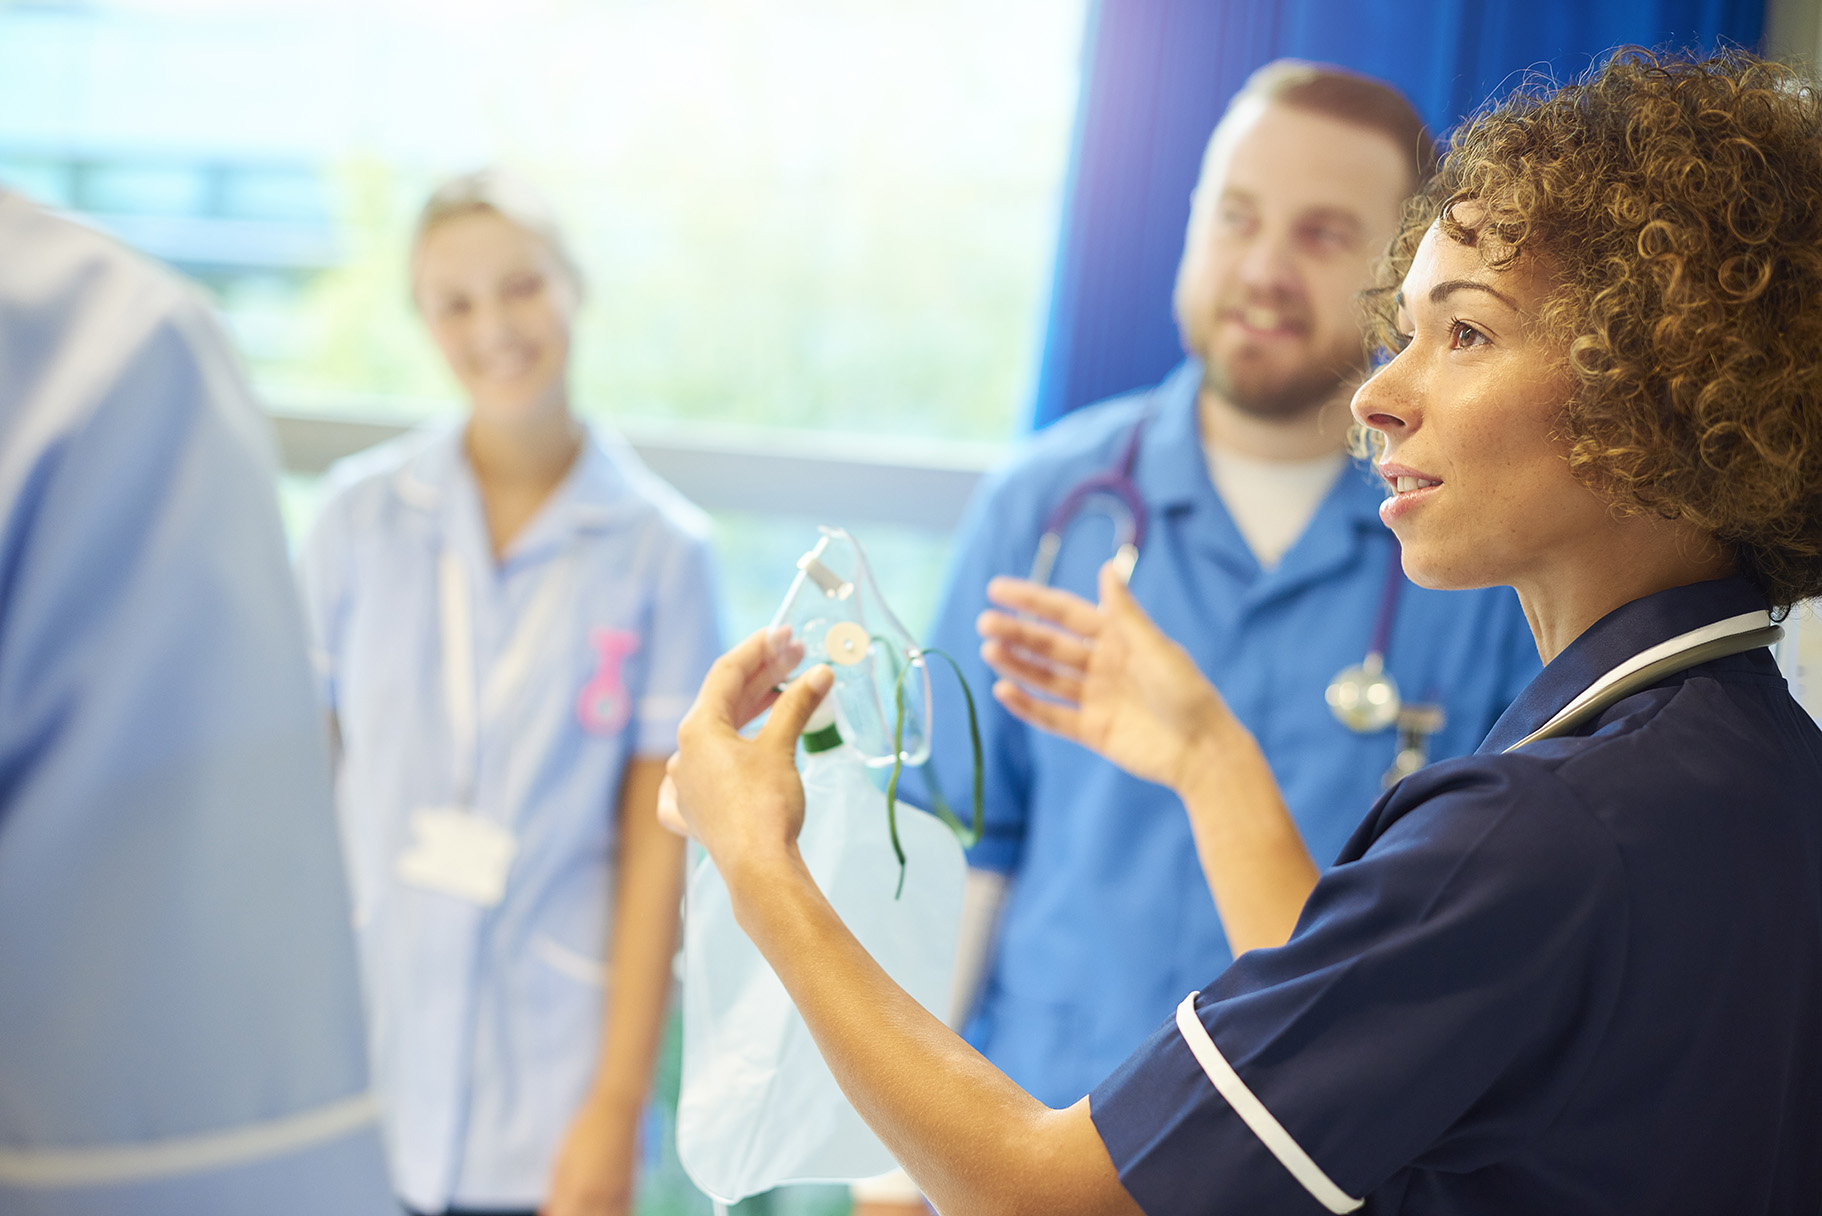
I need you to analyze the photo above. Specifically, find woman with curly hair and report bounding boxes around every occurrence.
[661,48,1822,1214]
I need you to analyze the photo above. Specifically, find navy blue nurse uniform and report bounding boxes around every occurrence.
[1091,576,1822,1213]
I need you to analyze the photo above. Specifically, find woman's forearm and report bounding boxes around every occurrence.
[590,757,684,1114]
[663,638,1134,1214]
[721,845,1138,1216]
[1177,718,1320,955]
[977,571,1318,957]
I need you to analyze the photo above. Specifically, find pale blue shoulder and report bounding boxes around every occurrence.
[0,191,233,442]
[316,422,448,506]
[588,426,714,550]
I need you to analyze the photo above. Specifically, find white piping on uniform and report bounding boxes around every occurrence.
[637,694,695,724]
[1174,993,1363,1214]
[1518,610,1771,745]
[533,934,608,988]
[0,1090,381,1188]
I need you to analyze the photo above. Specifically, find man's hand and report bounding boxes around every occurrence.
[979,562,1237,797]
[542,1097,639,1216]
[661,626,834,884]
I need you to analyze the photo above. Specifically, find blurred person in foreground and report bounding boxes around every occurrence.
[0,193,392,1212]
[299,171,721,1216]
[855,60,1538,1213]
[671,48,1822,1213]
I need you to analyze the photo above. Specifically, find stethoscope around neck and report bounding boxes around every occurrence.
[1029,408,1444,788]
[1028,412,1148,588]
[1322,542,1447,787]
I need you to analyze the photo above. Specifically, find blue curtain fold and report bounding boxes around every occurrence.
[1027,0,1766,429]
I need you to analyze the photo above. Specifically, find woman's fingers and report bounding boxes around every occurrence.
[1099,560,1141,616]
[656,767,688,837]
[986,576,1105,638]
[1093,561,1180,667]
[979,639,1085,706]
[736,628,808,724]
[977,609,1093,673]
[758,665,835,753]
[695,626,807,731]
[991,678,1085,741]
[693,627,781,726]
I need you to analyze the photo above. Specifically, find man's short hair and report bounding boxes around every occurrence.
[1222,59,1437,189]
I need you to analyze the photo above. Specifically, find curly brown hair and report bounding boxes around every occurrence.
[1366,48,1822,609]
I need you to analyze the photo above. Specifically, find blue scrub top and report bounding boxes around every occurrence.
[924,362,1541,1107]
[0,193,392,1214]
[1092,576,1822,1213]
[300,423,721,1211]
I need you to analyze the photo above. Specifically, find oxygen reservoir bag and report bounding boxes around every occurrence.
[677,527,976,1204]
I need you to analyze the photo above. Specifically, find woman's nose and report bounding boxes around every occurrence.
[1350,355,1415,438]
[469,298,515,348]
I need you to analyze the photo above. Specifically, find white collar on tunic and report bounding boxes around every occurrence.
[391,419,652,540]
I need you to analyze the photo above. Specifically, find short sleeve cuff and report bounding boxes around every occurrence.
[631,694,692,757]
[1090,995,1359,1216]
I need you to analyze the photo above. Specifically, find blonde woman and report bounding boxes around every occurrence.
[302,171,720,1216]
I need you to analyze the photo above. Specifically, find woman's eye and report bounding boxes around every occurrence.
[504,273,544,300]
[1450,319,1489,349]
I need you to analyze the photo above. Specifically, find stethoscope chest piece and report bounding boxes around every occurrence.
[1383,702,1447,789]
[1326,651,1402,733]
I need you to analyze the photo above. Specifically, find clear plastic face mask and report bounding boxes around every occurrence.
[678,528,976,1201]
[769,526,933,767]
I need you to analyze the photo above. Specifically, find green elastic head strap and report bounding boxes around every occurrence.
[882,646,984,899]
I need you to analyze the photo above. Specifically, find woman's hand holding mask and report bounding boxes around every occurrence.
[660,626,832,887]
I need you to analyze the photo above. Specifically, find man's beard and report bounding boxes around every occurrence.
[1200,341,1365,420]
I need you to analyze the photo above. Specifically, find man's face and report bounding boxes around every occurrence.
[1174,99,1411,419]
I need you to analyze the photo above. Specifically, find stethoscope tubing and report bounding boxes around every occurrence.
[1030,407,1416,742]
[1030,408,1151,587]
[1366,541,1405,661]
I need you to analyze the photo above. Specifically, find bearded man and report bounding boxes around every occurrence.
[855,58,1542,1216]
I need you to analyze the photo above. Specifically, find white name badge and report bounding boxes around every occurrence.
[396,807,518,907]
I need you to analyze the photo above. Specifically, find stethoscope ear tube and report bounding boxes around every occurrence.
[1029,409,1153,588]
[1029,531,1064,587]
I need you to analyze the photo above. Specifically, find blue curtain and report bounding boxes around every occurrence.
[1027,0,1767,428]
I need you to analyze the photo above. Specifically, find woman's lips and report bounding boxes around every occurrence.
[1378,464,1442,524]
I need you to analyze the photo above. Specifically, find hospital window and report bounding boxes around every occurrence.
[0,0,1087,642]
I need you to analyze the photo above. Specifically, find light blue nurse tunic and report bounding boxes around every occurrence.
[299,422,721,1212]
[924,361,1544,1109]
[0,192,392,1214]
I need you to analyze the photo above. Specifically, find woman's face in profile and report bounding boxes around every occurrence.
[1352,215,1608,593]
[413,209,578,421]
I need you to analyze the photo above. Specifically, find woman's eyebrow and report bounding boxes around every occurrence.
[1428,278,1519,309]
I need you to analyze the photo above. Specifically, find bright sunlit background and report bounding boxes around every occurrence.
[0,4,1087,1210]
[0,0,1086,641]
